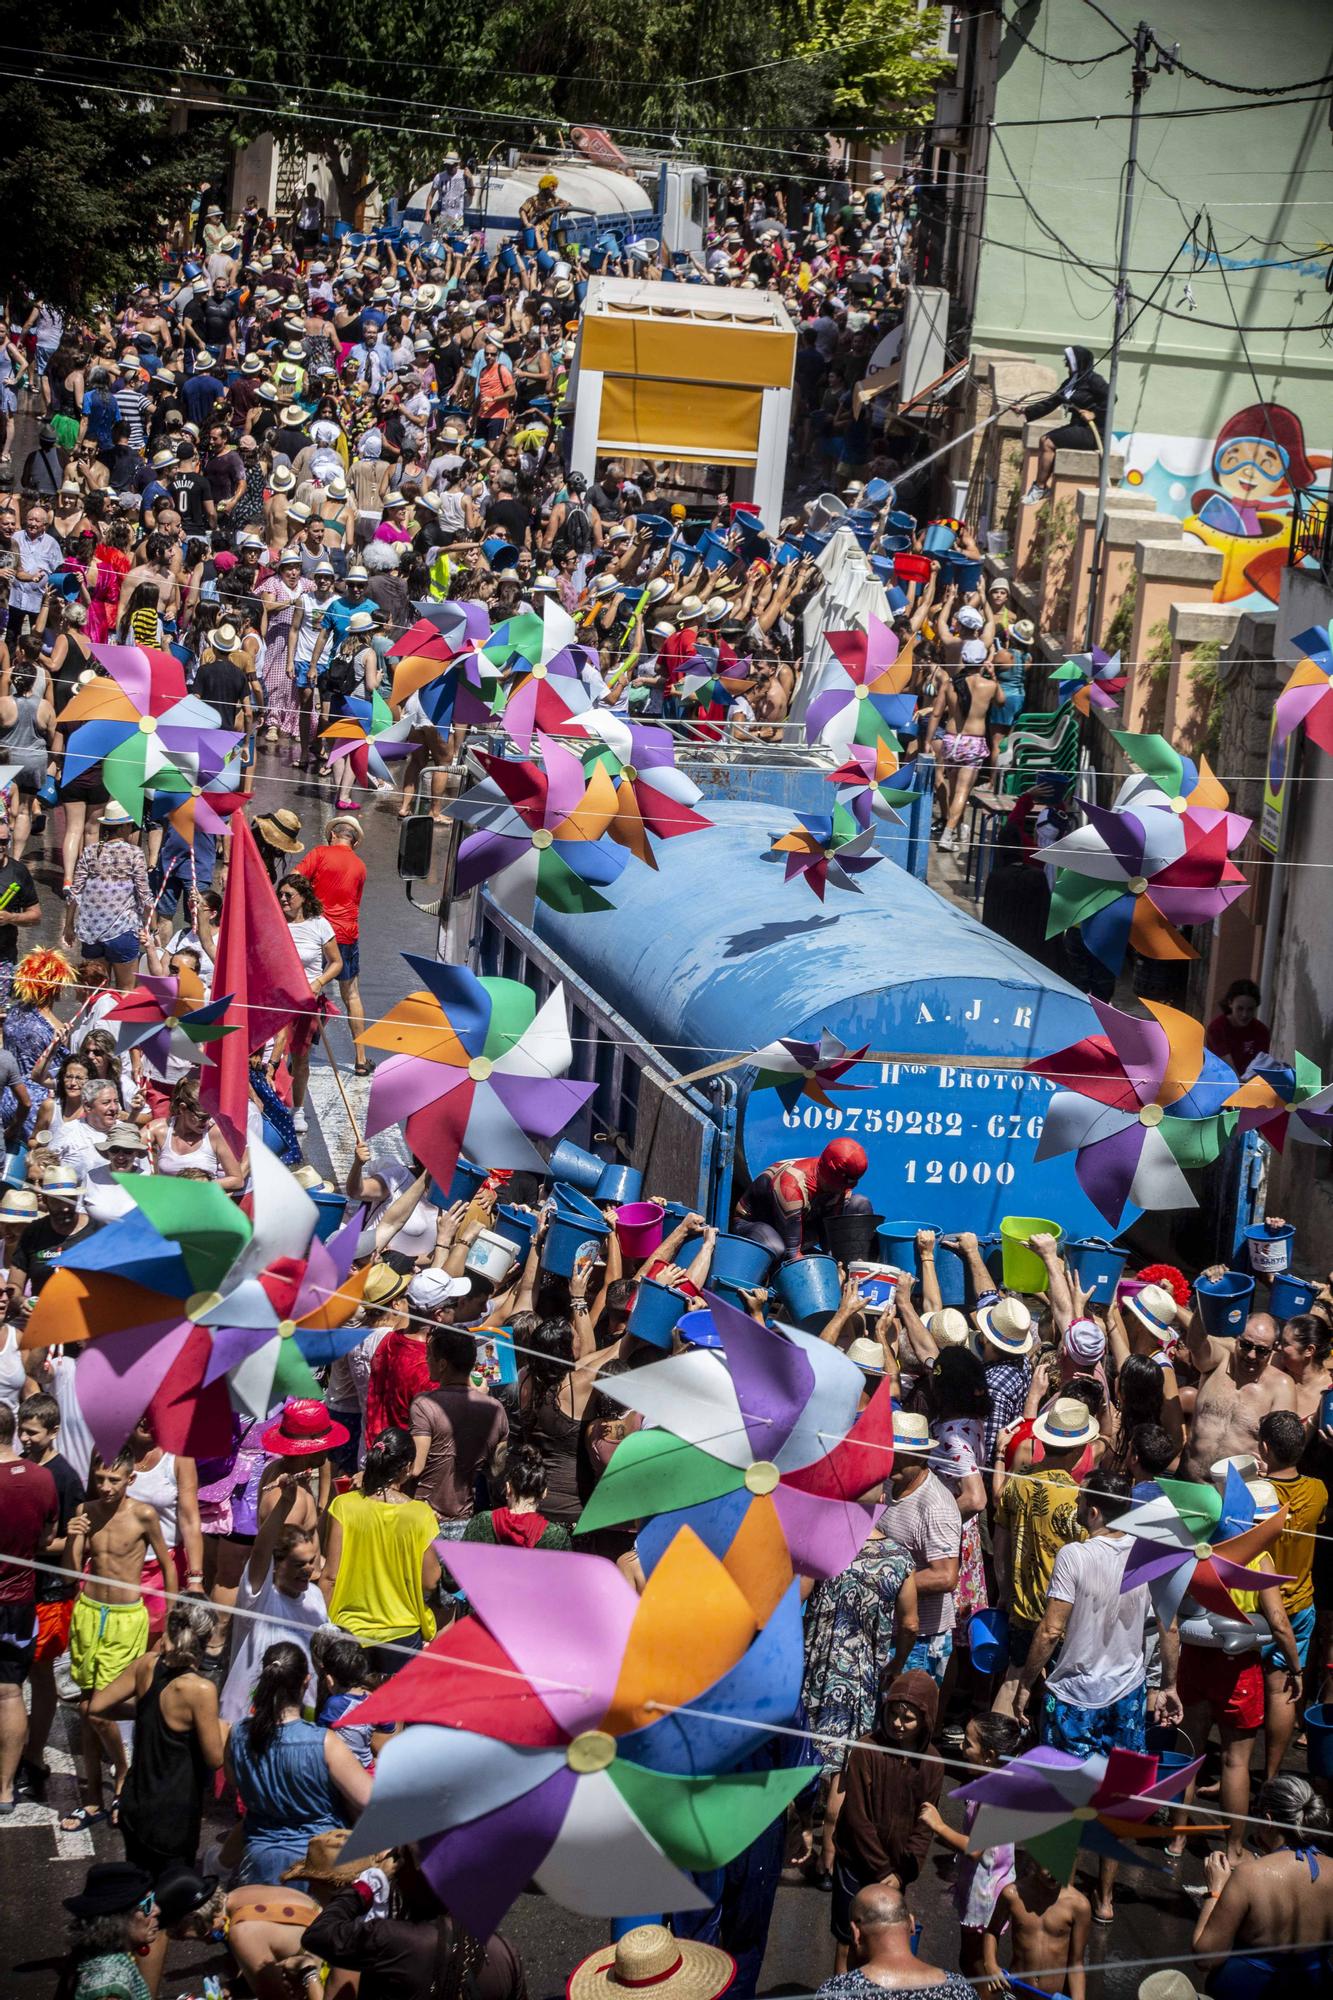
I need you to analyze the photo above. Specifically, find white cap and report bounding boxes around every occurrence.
[407,1270,470,1311]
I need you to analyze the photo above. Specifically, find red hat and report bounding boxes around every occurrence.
[1211,403,1313,489]
[817,1138,868,1186]
[262,1398,349,1458]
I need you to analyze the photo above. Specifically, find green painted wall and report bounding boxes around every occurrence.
[971,0,1333,448]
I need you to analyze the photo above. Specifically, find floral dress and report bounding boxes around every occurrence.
[930,1417,988,1622]
[2,1003,58,1136]
[800,1532,914,1770]
[257,575,304,738]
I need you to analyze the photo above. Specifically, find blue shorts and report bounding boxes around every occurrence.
[339,939,360,982]
[903,1630,953,1686]
[1262,1601,1316,1671]
[82,931,141,966]
[1041,1681,1147,1758]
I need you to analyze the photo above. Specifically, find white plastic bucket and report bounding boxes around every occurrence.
[465,1229,519,1286]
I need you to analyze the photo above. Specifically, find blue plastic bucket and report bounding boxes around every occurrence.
[931,1232,967,1307]
[708,1232,774,1289]
[595,1162,643,1204]
[1305,1705,1333,1779]
[448,1159,488,1204]
[942,554,982,593]
[677,1307,721,1348]
[1271,1272,1317,1321]
[311,1190,347,1243]
[981,1233,1006,1285]
[491,1205,537,1261]
[1243,1221,1295,1276]
[551,1184,607,1228]
[0,1146,27,1190]
[968,1609,1009,1674]
[922,521,957,554]
[628,1280,687,1350]
[1195,1269,1254,1338]
[661,1202,705,1267]
[547,1139,606,1193]
[1066,1237,1130,1306]
[776,1254,842,1325]
[877,1222,921,1270]
[542,1211,607,1277]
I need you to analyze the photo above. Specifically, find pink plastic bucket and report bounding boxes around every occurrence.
[616,1200,666,1260]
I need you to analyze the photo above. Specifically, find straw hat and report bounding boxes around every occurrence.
[1138,1974,1199,2000]
[261,1398,349,1457]
[270,464,296,493]
[975,1295,1035,1356]
[280,402,307,425]
[40,1166,83,1204]
[0,1188,39,1222]
[846,1334,885,1374]
[567,1926,735,2000]
[1032,1397,1099,1451]
[253,808,304,855]
[890,1409,937,1455]
[924,1307,969,1348]
[291,1163,336,1195]
[363,1261,411,1308]
[209,622,241,654]
[1124,1282,1178,1345]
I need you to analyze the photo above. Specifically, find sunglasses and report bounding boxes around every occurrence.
[1235,1337,1274,1356]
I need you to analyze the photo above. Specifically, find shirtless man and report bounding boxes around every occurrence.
[1183,1276,1296,1480]
[936,642,1002,852]
[63,1445,172,1830]
[115,531,181,632]
[989,1856,1090,2000]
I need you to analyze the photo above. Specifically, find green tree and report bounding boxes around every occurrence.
[0,6,213,313]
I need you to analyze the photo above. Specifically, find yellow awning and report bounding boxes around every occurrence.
[582,315,794,390]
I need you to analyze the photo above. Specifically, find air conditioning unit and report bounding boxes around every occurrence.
[933,87,965,145]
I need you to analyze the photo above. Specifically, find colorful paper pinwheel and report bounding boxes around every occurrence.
[321,691,416,788]
[103,969,236,1081]
[950,1746,1202,1885]
[749,1030,869,1112]
[1043,759,1249,974]
[447,733,628,918]
[1052,647,1126,716]
[577,1289,893,1578]
[1026,997,1239,1228]
[1273,622,1333,757]
[59,644,242,821]
[579,711,713,866]
[1224,1051,1333,1151]
[825,739,924,828]
[21,1150,370,1454]
[501,645,602,754]
[803,616,913,752]
[358,953,597,1194]
[1114,1468,1292,1628]
[766,816,883,900]
[341,1532,811,1936]
[389,607,496,728]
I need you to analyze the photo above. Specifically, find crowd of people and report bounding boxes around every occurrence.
[0,169,1326,2000]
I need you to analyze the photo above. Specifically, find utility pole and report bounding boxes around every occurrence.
[1084,21,1173,648]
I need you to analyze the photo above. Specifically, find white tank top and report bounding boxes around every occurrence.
[158,1121,220,1177]
[129,1449,179,1548]
[0,1325,26,1412]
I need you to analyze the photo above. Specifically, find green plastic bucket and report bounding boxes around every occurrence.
[999,1216,1063,1293]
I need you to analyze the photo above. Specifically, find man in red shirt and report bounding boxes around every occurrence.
[295,814,370,1066]
[0,1399,58,1809]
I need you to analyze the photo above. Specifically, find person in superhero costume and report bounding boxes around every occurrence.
[733,1138,871,1260]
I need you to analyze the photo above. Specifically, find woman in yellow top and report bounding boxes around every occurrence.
[322,1427,441,1675]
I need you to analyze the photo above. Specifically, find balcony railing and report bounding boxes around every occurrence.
[1288,489,1333,583]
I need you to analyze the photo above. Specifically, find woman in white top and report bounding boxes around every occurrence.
[31,1048,91,1146]
[0,1321,29,1413]
[127,1412,205,1635]
[148,1077,245,1188]
[273,874,342,1135]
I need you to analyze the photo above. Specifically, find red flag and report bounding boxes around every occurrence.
[200,813,315,1155]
